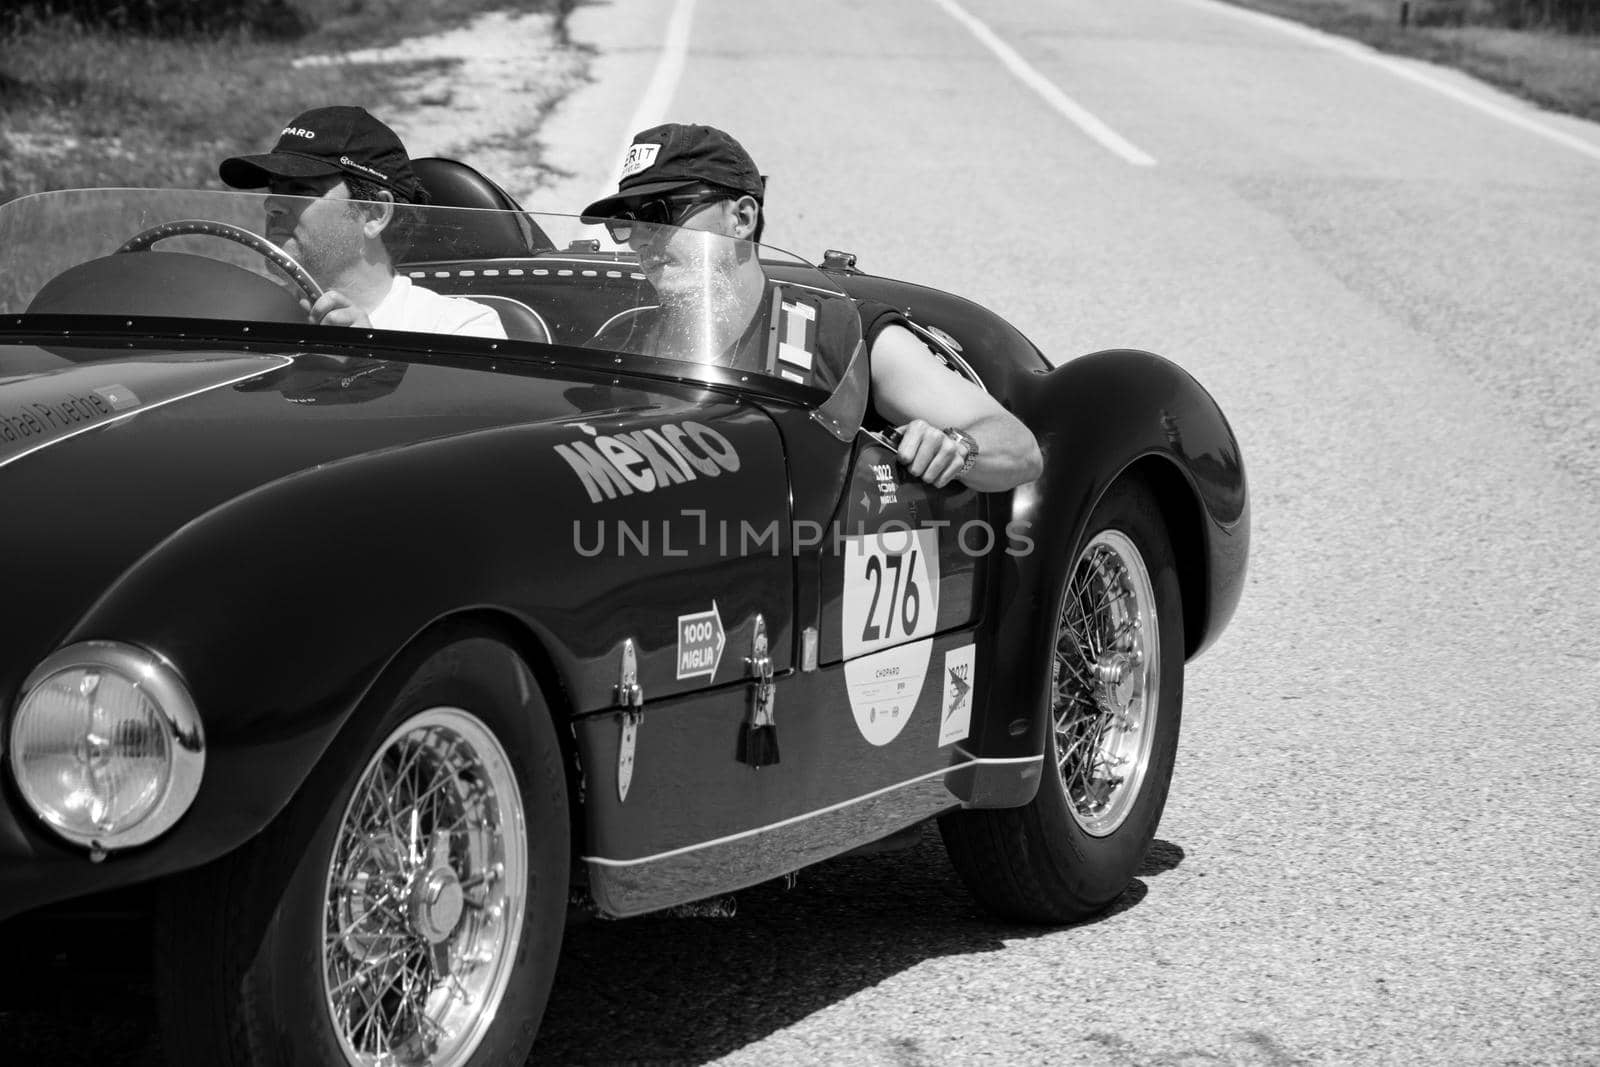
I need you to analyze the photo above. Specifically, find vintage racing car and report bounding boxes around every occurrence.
[0,162,1249,1065]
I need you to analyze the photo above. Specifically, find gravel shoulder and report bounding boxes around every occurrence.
[294,0,681,214]
[291,7,594,205]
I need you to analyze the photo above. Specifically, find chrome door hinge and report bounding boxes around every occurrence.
[739,615,779,767]
[616,638,643,802]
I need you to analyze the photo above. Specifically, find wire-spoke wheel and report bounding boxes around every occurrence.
[1053,529,1160,838]
[155,630,568,1066]
[940,477,1184,923]
[323,708,527,1066]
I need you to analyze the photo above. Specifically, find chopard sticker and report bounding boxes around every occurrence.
[676,602,727,681]
[554,420,741,503]
[620,143,661,179]
[844,639,933,747]
[841,528,941,660]
[939,644,975,747]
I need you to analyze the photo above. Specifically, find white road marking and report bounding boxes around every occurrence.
[1172,0,1600,164]
[927,0,1157,167]
[599,0,699,206]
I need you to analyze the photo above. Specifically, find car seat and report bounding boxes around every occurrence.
[409,157,556,342]
[464,294,552,344]
[407,157,555,260]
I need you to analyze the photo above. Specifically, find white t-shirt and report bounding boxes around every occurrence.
[369,275,506,339]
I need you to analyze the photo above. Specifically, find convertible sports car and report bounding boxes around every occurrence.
[0,161,1248,1066]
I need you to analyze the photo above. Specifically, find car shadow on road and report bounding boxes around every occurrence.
[0,830,1185,1065]
[0,907,163,1067]
[532,826,1186,1064]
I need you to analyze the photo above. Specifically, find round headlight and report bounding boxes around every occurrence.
[9,641,204,850]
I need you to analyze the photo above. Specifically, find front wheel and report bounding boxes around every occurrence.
[940,477,1184,923]
[155,630,570,1065]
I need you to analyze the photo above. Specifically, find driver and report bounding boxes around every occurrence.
[581,124,1041,492]
[219,106,505,339]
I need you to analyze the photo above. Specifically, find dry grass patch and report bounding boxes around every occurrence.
[1218,0,1600,121]
[0,0,570,203]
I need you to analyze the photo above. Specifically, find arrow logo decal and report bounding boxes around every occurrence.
[676,600,727,681]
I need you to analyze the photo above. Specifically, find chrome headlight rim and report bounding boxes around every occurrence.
[9,640,205,850]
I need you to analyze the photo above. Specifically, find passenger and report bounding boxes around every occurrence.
[220,106,505,339]
[582,123,1042,491]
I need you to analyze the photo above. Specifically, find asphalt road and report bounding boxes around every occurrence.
[547,2,1600,1061]
[5,0,1598,1063]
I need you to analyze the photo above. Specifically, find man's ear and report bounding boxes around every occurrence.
[730,195,761,241]
[362,190,396,237]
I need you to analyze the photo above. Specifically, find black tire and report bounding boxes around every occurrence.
[154,628,570,1065]
[940,477,1184,923]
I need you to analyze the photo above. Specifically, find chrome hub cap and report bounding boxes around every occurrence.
[322,707,527,1066]
[1052,529,1160,837]
[411,867,465,945]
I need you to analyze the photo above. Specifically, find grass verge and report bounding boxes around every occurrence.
[1215,0,1600,122]
[0,0,573,204]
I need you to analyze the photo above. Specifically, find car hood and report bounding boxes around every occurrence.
[0,346,722,692]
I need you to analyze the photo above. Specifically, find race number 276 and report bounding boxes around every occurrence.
[842,529,941,660]
[863,549,920,642]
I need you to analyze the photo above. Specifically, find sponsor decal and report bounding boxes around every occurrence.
[676,602,727,681]
[339,155,388,181]
[620,143,661,179]
[939,644,975,747]
[0,391,118,444]
[841,527,941,660]
[872,462,897,511]
[554,420,741,503]
[282,126,316,140]
[844,639,933,747]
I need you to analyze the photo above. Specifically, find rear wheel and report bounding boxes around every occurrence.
[940,478,1184,922]
[155,630,569,1065]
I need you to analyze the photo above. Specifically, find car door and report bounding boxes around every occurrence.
[815,433,985,754]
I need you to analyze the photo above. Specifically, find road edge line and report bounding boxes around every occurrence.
[927,0,1158,168]
[1171,0,1600,165]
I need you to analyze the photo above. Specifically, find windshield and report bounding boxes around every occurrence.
[0,187,861,393]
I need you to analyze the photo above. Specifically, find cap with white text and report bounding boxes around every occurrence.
[581,123,765,219]
[219,106,423,201]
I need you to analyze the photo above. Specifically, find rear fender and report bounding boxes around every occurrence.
[964,349,1249,807]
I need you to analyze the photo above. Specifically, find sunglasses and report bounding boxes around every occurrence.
[600,187,738,243]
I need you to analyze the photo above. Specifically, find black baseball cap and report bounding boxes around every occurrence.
[220,106,423,200]
[581,123,765,218]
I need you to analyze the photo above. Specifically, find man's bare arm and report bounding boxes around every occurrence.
[869,324,1044,491]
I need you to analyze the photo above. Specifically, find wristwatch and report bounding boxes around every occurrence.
[945,426,980,476]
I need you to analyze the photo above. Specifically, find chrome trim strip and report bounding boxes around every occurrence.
[0,355,294,471]
[901,318,987,389]
[583,754,1042,868]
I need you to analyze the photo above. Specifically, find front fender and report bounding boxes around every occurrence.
[965,349,1249,806]
[0,402,783,914]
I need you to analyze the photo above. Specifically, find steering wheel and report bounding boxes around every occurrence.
[116,219,323,304]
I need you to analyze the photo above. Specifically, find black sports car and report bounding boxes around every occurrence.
[0,160,1248,1065]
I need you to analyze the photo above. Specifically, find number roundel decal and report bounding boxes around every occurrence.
[841,528,941,660]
